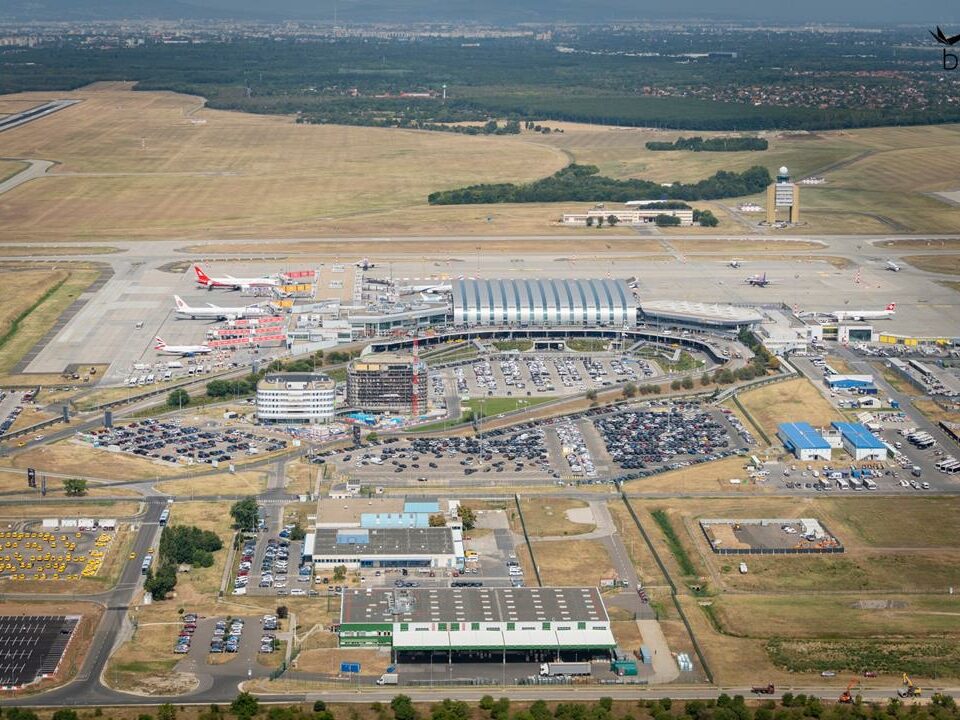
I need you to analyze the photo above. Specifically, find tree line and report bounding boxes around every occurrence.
[646,136,768,152]
[144,524,224,599]
[427,164,771,205]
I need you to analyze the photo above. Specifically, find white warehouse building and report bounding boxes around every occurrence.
[452,278,637,327]
[256,372,336,425]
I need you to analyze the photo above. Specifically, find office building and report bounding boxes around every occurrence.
[256,372,335,424]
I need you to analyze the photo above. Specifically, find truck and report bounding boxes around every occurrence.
[751,684,776,695]
[539,662,592,677]
[911,466,923,478]
[376,674,399,686]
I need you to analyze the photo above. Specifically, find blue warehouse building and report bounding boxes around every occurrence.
[778,422,832,461]
[831,422,887,461]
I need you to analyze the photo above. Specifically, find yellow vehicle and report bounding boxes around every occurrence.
[129,552,137,559]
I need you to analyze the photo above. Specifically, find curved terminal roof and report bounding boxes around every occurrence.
[452,278,636,327]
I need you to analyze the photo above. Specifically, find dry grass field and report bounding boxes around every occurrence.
[512,497,595,537]
[155,471,267,497]
[0,266,99,376]
[903,254,960,275]
[3,440,185,480]
[1,85,959,240]
[736,377,842,440]
[0,245,119,256]
[878,238,960,250]
[0,84,566,242]
[528,538,616,586]
[0,161,27,183]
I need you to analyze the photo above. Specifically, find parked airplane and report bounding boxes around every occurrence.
[745,272,774,287]
[193,265,280,290]
[174,295,266,321]
[728,259,742,268]
[356,258,375,270]
[154,336,212,356]
[828,303,897,321]
[886,260,902,272]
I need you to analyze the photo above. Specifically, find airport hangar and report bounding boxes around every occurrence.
[338,586,617,664]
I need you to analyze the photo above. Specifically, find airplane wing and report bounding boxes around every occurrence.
[948,31,960,44]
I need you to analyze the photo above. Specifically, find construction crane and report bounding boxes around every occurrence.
[838,678,859,704]
[898,673,921,698]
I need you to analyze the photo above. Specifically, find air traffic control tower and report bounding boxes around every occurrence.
[766,166,800,224]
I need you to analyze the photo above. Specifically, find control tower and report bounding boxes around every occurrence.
[766,165,800,224]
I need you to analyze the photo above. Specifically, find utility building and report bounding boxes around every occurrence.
[346,352,427,414]
[452,278,636,327]
[339,587,617,664]
[778,422,831,461]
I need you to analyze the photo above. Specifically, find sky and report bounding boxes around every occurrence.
[5,0,960,24]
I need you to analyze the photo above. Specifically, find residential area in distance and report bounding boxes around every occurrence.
[0,5,958,720]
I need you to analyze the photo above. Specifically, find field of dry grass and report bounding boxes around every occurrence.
[736,377,842,440]
[903,254,960,275]
[0,269,67,342]
[528,538,616,586]
[155,470,267,496]
[0,267,99,376]
[2,439,186,480]
[512,497,595,537]
[0,161,27,183]
[0,84,566,242]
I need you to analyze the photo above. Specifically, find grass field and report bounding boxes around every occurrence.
[0,246,119,256]
[528,538,616,586]
[736,377,842,440]
[878,238,960,250]
[5,440,184,480]
[903,254,960,275]
[512,498,595,537]
[0,269,67,350]
[0,161,27,184]
[0,267,99,375]
[154,470,267,496]
[0,85,566,242]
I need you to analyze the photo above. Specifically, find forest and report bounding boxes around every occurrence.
[646,136,768,152]
[427,164,771,205]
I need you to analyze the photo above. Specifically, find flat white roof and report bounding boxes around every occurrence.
[641,300,763,324]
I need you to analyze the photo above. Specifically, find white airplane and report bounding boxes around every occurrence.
[728,259,742,268]
[193,265,280,290]
[154,336,212,356]
[886,260,902,272]
[828,303,897,321]
[356,258,375,270]
[173,295,265,321]
[745,272,774,287]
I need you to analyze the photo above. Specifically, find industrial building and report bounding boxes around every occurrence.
[255,372,336,425]
[347,352,427,413]
[452,278,636,328]
[304,527,464,570]
[831,422,887,461]
[338,587,617,663]
[561,207,694,227]
[778,422,832,460]
[824,374,875,391]
[639,300,762,330]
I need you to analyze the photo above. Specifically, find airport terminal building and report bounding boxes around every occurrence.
[339,587,617,663]
[452,278,636,328]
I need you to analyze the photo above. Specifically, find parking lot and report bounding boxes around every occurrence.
[593,402,742,474]
[174,612,278,660]
[0,525,116,584]
[81,418,287,466]
[232,504,313,598]
[0,615,79,689]
[446,354,657,400]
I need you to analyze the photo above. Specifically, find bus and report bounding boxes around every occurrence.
[141,554,153,575]
[159,508,170,526]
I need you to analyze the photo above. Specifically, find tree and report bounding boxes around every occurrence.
[428,514,447,527]
[366,431,378,444]
[333,564,347,582]
[606,214,619,226]
[623,382,638,398]
[585,389,598,402]
[144,563,177,599]
[671,379,682,391]
[157,705,176,720]
[276,605,288,619]
[596,216,604,228]
[682,376,694,390]
[53,711,79,720]
[230,692,259,720]
[167,388,190,408]
[655,213,682,227]
[585,217,594,227]
[312,702,327,713]
[700,372,712,386]
[230,496,258,532]
[458,505,477,531]
[64,478,87,497]
[390,695,416,720]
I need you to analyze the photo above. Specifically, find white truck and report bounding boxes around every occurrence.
[539,661,591,677]
[376,673,399,686]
